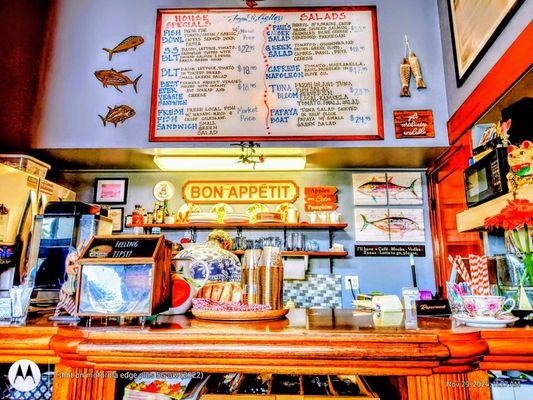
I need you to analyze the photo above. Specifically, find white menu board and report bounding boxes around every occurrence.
[150,7,383,142]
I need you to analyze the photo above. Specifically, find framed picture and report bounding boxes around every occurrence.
[108,207,124,233]
[94,178,128,204]
[448,0,525,86]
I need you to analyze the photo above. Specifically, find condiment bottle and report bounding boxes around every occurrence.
[132,205,143,225]
[156,204,164,224]
[146,212,154,225]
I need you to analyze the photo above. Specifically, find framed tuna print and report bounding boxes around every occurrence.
[448,0,525,86]
[386,172,423,205]
[150,7,383,142]
[352,172,423,205]
[355,208,390,242]
[353,173,388,205]
[354,207,425,243]
[388,208,425,243]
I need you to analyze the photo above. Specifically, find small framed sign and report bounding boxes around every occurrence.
[355,245,426,257]
[94,178,128,204]
[108,207,124,233]
[394,110,434,139]
[304,186,338,212]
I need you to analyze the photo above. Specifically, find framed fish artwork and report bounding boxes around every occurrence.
[386,172,423,205]
[352,173,388,205]
[354,208,390,242]
[388,208,425,243]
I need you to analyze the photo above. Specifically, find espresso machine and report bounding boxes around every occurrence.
[27,201,112,301]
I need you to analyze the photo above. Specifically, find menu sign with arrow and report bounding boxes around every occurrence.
[304,186,338,211]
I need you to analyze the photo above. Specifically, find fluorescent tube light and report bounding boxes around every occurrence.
[153,156,306,171]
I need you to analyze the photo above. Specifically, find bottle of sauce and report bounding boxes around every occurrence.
[156,203,164,224]
[132,205,143,225]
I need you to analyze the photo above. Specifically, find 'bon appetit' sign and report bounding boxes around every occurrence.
[182,180,299,204]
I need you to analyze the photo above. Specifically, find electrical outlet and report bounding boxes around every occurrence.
[344,275,359,290]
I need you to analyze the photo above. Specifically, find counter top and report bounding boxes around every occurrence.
[3,309,530,377]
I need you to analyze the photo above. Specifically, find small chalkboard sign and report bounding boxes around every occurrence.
[415,300,451,316]
[355,245,425,257]
[80,235,161,259]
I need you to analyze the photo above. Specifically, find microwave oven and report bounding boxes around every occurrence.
[464,147,509,208]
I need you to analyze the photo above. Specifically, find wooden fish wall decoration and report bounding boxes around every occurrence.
[99,105,136,127]
[94,69,142,93]
[400,35,427,97]
[103,36,144,60]
[97,36,143,127]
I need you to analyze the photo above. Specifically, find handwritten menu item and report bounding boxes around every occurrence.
[182,180,299,204]
[151,7,383,142]
[304,186,338,211]
[355,245,426,257]
[394,110,434,138]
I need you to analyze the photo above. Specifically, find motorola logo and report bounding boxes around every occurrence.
[8,359,41,392]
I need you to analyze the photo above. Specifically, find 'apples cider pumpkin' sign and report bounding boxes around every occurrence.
[304,186,338,211]
[182,180,299,204]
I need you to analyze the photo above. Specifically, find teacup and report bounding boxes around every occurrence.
[462,295,515,318]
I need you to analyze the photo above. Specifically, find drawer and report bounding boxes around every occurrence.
[201,374,378,399]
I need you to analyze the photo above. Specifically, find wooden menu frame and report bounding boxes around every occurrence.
[150,7,383,142]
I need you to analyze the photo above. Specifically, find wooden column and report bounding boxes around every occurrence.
[407,370,490,400]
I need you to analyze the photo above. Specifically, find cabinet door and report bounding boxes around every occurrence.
[428,133,483,294]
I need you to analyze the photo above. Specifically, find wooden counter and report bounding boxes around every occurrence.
[1,309,532,399]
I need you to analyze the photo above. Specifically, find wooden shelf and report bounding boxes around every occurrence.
[126,222,348,230]
[456,186,533,232]
[231,250,348,258]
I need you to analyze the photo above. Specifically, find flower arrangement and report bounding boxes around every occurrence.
[485,199,533,291]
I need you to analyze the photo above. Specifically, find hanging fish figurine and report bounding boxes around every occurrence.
[405,35,426,89]
[400,58,411,97]
[408,51,426,89]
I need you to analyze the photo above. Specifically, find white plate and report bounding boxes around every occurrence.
[224,218,250,223]
[454,314,519,328]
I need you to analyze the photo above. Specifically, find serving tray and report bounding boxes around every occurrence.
[192,308,289,322]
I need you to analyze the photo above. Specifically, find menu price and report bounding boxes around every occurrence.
[151,7,382,142]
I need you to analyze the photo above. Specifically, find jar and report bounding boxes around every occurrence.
[132,205,143,225]
[146,212,154,225]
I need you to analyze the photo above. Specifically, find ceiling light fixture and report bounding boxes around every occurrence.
[153,156,306,171]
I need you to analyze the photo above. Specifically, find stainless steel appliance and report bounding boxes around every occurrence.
[464,147,509,208]
[27,202,112,295]
[0,163,75,293]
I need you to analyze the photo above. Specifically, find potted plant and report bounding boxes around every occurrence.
[485,199,533,308]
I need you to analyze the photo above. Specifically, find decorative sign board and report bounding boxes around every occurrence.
[150,7,383,142]
[81,236,161,259]
[304,186,338,211]
[394,110,434,139]
[415,300,451,316]
[355,245,426,257]
[182,180,299,204]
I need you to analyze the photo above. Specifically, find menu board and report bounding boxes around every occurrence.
[150,7,383,142]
